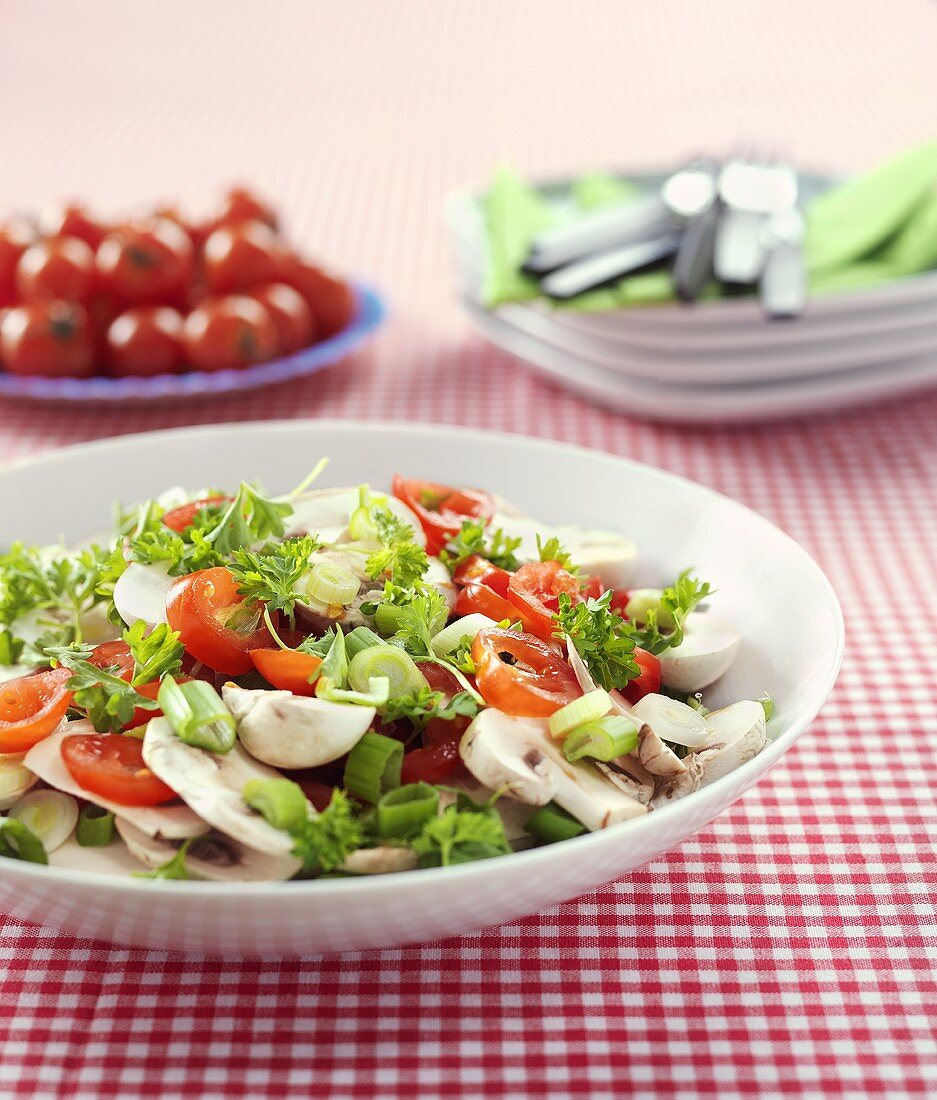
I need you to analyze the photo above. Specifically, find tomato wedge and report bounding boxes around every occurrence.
[507,561,582,641]
[60,732,177,806]
[472,628,581,718]
[618,647,661,704]
[162,496,231,532]
[250,649,322,696]
[166,566,276,675]
[392,475,495,555]
[0,667,73,753]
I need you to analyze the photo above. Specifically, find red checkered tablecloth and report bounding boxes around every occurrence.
[1,2,935,1096]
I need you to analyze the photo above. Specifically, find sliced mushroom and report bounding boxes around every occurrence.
[340,846,419,875]
[554,525,638,589]
[23,720,208,839]
[652,753,704,807]
[112,561,174,628]
[142,717,304,866]
[288,486,426,547]
[694,700,767,785]
[115,818,299,881]
[459,709,647,831]
[636,722,687,776]
[594,758,655,806]
[425,556,457,611]
[222,684,374,769]
[657,615,741,693]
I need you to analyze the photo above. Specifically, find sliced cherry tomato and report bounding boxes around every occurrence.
[15,237,95,302]
[203,221,284,295]
[0,302,94,378]
[280,260,355,338]
[39,203,107,250]
[455,583,539,635]
[166,566,277,675]
[213,186,278,231]
[60,733,176,806]
[618,647,661,704]
[0,220,35,307]
[96,217,195,305]
[580,575,605,601]
[392,475,496,556]
[250,282,315,354]
[161,496,232,532]
[507,561,581,641]
[472,628,581,718]
[250,649,322,696]
[294,777,335,812]
[400,740,460,785]
[105,306,183,377]
[423,713,472,750]
[609,588,631,615]
[452,555,511,590]
[182,295,277,372]
[0,668,73,754]
[419,661,464,696]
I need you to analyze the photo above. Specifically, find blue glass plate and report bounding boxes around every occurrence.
[0,282,385,404]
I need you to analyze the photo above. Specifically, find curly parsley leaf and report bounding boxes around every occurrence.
[365,509,429,588]
[536,534,578,573]
[553,589,639,691]
[380,688,480,730]
[412,796,510,867]
[291,789,364,875]
[0,543,112,637]
[127,521,226,578]
[624,571,713,655]
[205,482,294,556]
[387,590,448,657]
[134,839,192,880]
[438,520,522,574]
[124,621,184,686]
[227,536,320,627]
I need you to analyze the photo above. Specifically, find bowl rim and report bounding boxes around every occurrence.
[0,419,846,897]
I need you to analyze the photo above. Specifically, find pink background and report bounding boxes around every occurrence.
[1,3,936,1097]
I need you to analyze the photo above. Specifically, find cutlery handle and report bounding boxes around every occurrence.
[538,233,681,299]
[714,208,768,284]
[672,200,721,302]
[760,240,808,319]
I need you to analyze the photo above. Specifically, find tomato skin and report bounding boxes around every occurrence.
[182,295,277,372]
[250,649,322,696]
[455,583,539,635]
[280,260,354,339]
[400,740,460,785]
[618,647,661,704]
[162,496,231,532]
[392,476,496,556]
[15,237,95,302]
[507,561,581,642]
[203,221,284,295]
[166,567,277,675]
[213,186,278,232]
[250,282,315,354]
[472,628,581,718]
[0,302,95,378]
[106,305,183,377]
[96,217,195,305]
[39,203,107,250]
[452,556,511,591]
[419,661,464,696]
[60,733,177,806]
[0,668,73,753]
[0,221,35,307]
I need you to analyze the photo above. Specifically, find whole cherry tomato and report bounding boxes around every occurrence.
[250,282,314,354]
[280,260,355,339]
[183,295,277,372]
[15,237,95,302]
[166,566,277,675]
[213,186,278,231]
[0,301,95,377]
[0,668,73,754]
[507,561,582,641]
[61,733,177,806]
[106,305,184,377]
[96,217,195,305]
[39,203,107,250]
[203,221,284,294]
[0,220,35,307]
[392,475,496,556]
[472,628,581,718]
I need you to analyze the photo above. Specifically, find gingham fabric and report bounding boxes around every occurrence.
[1,3,935,1097]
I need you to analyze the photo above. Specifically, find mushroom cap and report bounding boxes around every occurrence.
[657,615,741,693]
[142,717,305,863]
[636,723,687,776]
[341,846,419,875]
[112,561,174,629]
[554,526,638,590]
[23,719,208,839]
[459,709,648,832]
[695,700,767,785]
[222,684,374,769]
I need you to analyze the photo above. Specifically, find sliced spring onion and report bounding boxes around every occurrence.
[344,626,386,661]
[304,560,360,607]
[76,804,115,847]
[0,755,37,811]
[630,693,708,748]
[373,602,406,636]
[759,693,775,721]
[524,802,587,843]
[157,677,237,754]
[548,688,613,739]
[9,790,79,852]
[348,485,387,541]
[243,777,309,831]
[348,646,425,698]
[344,731,403,804]
[0,817,48,864]
[375,782,439,839]
[562,715,638,763]
[430,614,497,659]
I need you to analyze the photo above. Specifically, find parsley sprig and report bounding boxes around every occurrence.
[552,589,639,691]
[438,520,522,574]
[227,535,321,627]
[386,590,448,657]
[291,790,364,875]
[411,792,510,867]
[380,687,480,731]
[365,509,429,588]
[536,534,578,572]
[625,571,713,655]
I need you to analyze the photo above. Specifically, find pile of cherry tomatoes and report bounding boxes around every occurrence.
[0,187,355,379]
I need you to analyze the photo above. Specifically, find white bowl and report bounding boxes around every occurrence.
[0,421,844,955]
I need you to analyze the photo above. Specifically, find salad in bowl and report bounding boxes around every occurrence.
[0,463,769,882]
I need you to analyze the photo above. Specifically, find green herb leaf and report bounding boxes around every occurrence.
[552,589,639,691]
[134,838,192,880]
[291,789,363,874]
[205,482,294,556]
[536,534,578,572]
[386,590,448,657]
[125,621,184,686]
[365,509,429,589]
[227,535,320,626]
[0,629,24,667]
[412,798,510,867]
[624,571,713,655]
[380,688,480,731]
[438,520,522,573]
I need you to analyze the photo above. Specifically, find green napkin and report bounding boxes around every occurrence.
[879,189,937,276]
[572,173,639,211]
[482,167,553,307]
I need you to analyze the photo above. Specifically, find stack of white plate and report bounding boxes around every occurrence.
[447,176,937,423]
